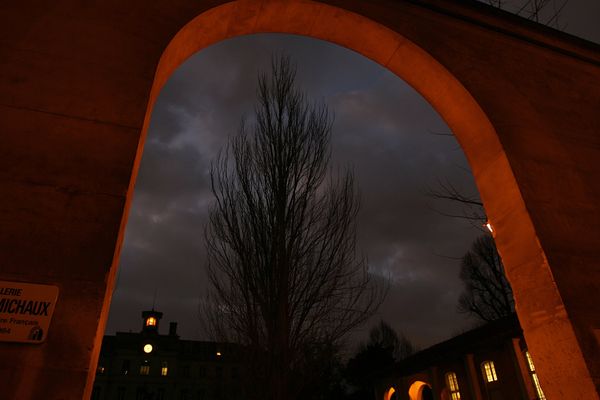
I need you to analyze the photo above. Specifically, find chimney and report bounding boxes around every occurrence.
[169,322,178,336]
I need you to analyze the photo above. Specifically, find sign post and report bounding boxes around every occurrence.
[0,281,59,343]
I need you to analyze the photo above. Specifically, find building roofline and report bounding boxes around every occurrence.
[377,314,521,377]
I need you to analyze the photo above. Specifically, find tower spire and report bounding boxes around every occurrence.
[152,288,158,311]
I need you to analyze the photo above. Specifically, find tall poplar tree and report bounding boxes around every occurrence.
[204,56,382,400]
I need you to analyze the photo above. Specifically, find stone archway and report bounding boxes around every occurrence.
[384,386,397,400]
[408,380,434,400]
[1,1,598,399]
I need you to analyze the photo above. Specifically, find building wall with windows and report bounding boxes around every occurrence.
[375,315,546,400]
[92,310,241,400]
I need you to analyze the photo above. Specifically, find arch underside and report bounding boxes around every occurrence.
[150,3,598,396]
[408,380,431,400]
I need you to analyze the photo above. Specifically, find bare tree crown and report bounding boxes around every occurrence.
[458,235,515,322]
[204,56,382,399]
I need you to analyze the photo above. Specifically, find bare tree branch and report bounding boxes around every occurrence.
[488,0,569,29]
[457,235,515,322]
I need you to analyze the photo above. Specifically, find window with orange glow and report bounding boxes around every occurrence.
[445,372,461,400]
[525,351,546,400]
[146,317,157,327]
[161,361,168,376]
[140,365,150,375]
[481,361,498,382]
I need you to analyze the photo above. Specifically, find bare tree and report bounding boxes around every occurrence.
[425,177,486,229]
[458,235,514,322]
[204,56,382,400]
[368,320,414,361]
[345,321,414,398]
[486,0,569,29]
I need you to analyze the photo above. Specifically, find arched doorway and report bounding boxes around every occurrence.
[408,380,433,400]
[384,387,398,400]
[422,386,433,400]
[141,3,596,397]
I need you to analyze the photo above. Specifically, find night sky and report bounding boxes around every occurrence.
[105,1,600,350]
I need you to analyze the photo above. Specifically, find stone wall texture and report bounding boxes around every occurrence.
[0,1,598,398]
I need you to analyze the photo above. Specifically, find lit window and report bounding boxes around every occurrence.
[525,351,536,372]
[445,372,461,400]
[146,317,157,327]
[481,361,498,382]
[525,351,546,400]
[161,361,168,376]
[140,360,150,376]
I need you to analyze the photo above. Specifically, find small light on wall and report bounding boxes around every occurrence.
[484,221,494,235]
[216,351,222,357]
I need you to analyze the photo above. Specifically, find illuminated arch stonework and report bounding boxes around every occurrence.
[408,380,432,400]
[1,1,599,399]
[384,387,396,400]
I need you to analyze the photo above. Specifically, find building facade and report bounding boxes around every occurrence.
[375,315,546,400]
[92,310,241,400]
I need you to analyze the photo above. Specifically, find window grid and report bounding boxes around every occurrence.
[140,365,150,375]
[445,372,461,400]
[525,351,546,400]
[481,361,498,382]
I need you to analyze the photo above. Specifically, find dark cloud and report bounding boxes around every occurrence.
[106,6,600,348]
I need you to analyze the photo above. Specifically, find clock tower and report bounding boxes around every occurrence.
[141,309,163,334]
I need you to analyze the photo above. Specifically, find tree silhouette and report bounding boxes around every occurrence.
[486,0,568,29]
[345,320,414,399]
[458,235,515,322]
[368,320,415,361]
[203,56,382,400]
